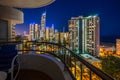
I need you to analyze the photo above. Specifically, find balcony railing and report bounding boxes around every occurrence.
[0,41,115,80]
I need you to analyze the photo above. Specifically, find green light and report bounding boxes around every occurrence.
[94,14,99,17]
[86,16,92,18]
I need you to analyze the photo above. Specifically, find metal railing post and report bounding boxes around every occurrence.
[80,64,83,80]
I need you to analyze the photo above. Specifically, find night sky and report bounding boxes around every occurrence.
[16,0,120,37]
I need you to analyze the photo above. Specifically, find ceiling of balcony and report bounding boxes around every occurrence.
[0,0,55,8]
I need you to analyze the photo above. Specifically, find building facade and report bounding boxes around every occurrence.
[0,6,23,42]
[29,24,40,41]
[49,24,55,42]
[0,0,54,42]
[68,17,80,53]
[85,16,100,56]
[45,27,50,41]
[41,12,46,40]
[116,39,120,55]
[68,15,100,56]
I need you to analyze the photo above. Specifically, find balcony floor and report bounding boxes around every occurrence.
[16,69,53,80]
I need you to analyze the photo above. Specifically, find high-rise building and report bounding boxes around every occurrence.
[29,24,40,41]
[59,32,65,44]
[68,15,100,56]
[49,24,54,41]
[55,29,58,33]
[45,27,50,41]
[54,30,59,43]
[41,12,46,39]
[64,32,69,42]
[68,17,82,54]
[85,16,100,56]
[116,39,120,55]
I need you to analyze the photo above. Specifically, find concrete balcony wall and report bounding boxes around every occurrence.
[18,54,72,80]
[0,6,23,24]
[0,6,23,41]
[0,0,55,8]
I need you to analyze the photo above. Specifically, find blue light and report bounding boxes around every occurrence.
[42,12,46,16]
[30,22,36,24]
[52,24,54,26]
[46,26,49,28]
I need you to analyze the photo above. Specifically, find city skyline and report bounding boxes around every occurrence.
[16,0,120,37]
[0,0,119,80]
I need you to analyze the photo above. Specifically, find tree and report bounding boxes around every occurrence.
[101,56,120,79]
[15,35,23,41]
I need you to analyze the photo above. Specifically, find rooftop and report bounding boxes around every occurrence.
[81,54,100,63]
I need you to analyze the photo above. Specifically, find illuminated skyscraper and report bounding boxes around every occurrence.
[60,32,65,44]
[55,29,58,33]
[41,12,46,39]
[29,24,40,41]
[54,29,59,43]
[68,15,100,56]
[49,24,55,41]
[85,16,100,56]
[116,39,120,55]
[68,16,83,54]
[51,24,54,34]
[45,27,50,41]
[64,32,69,43]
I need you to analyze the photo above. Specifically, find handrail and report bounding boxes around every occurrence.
[34,41,115,80]
[11,55,20,80]
[0,41,115,80]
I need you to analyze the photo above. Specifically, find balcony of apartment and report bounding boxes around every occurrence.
[0,41,115,80]
[0,0,116,80]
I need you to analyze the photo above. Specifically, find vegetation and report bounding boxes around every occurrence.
[101,56,120,80]
[15,35,23,41]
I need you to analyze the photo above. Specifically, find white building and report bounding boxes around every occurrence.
[40,12,46,40]
[68,15,100,56]
[29,24,40,41]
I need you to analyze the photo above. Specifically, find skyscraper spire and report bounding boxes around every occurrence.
[52,24,54,33]
[41,11,46,29]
